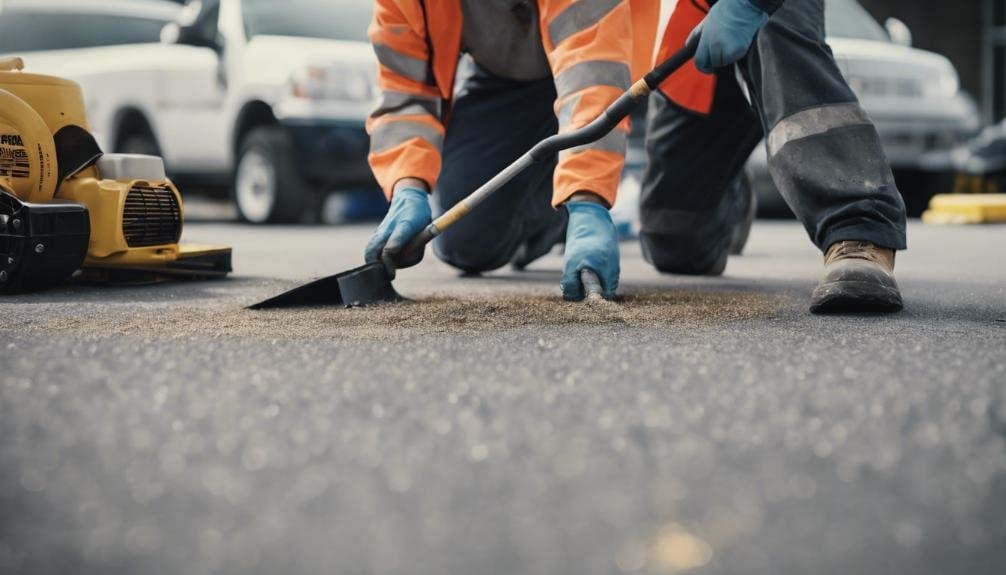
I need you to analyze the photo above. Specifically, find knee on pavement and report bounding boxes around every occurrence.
[434,228,516,274]
[640,231,731,276]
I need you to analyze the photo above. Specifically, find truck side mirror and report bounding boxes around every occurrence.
[163,22,221,52]
[885,17,912,48]
[160,23,181,45]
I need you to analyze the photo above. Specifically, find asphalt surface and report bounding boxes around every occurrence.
[1,219,1004,575]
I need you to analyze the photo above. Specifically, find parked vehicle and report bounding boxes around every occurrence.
[162,0,378,223]
[937,121,1006,196]
[0,1,182,161]
[0,0,177,54]
[2,0,378,224]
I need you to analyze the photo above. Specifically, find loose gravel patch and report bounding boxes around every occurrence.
[3,290,784,341]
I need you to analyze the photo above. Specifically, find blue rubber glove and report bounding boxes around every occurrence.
[561,202,620,301]
[364,187,432,274]
[694,0,770,74]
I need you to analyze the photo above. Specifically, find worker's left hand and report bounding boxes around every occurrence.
[365,186,432,274]
[561,201,620,301]
[694,0,770,74]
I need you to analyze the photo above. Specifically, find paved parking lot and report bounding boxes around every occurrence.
[1,220,1004,575]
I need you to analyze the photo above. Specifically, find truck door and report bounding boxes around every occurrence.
[156,0,229,175]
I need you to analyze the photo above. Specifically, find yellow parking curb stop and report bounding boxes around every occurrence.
[921,194,1006,225]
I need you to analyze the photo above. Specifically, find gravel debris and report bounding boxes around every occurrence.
[4,290,783,341]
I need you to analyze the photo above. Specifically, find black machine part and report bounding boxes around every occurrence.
[53,125,104,185]
[81,248,233,285]
[0,189,90,294]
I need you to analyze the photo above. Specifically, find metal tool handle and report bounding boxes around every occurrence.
[394,32,702,268]
[580,269,605,301]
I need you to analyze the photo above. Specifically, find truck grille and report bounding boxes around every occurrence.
[847,75,923,99]
[122,185,182,247]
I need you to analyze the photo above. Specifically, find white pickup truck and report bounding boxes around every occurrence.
[2,0,378,224]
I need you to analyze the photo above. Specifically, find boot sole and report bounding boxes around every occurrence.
[810,280,904,314]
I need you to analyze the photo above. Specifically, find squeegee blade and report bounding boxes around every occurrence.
[248,275,344,310]
[249,263,405,310]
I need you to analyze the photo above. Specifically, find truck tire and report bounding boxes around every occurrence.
[729,173,757,256]
[118,128,161,157]
[233,126,311,224]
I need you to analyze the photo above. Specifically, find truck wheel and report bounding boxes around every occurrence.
[234,126,310,224]
[729,173,757,256]
[118,131,161,157]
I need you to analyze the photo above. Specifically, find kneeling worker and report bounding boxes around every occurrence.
[642,0,907,313]
[364,0,658,300]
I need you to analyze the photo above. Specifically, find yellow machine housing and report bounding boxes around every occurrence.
[0,57,230,289]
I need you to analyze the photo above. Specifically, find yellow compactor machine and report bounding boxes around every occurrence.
[0,57,231,293]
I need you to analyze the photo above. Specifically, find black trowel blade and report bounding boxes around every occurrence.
[248,263,403,310]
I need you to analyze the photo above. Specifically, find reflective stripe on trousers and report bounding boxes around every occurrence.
[767,103,873,158]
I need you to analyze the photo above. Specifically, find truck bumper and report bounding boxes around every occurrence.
[280,119,377,190]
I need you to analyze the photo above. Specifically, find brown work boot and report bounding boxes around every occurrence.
[810,240,903,314]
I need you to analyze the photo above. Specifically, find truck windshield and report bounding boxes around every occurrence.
[0,11,169,52]
[243,0,371,42]
[824,0,890,42]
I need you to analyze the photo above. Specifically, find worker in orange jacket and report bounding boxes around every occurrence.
[642,0,908,313]
[364,0,659,300]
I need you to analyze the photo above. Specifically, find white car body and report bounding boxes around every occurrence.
[0,0,180,154]
[15,43,209,165]
[3,0,378,222]
[826,38,978,168]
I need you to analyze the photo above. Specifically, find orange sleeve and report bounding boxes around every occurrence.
[629,0,660,82]
[539,0,652,208]
[367,0,445,199]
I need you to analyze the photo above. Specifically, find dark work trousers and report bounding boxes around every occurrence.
[433,62,566,273]
[641,0,908,275]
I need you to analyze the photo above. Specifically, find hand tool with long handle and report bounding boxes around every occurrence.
[249,33,701,310]
[580,269,606,301]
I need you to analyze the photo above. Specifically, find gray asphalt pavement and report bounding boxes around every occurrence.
[1,219,1004,575]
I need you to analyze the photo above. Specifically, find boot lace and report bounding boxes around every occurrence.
[826,241,890,267]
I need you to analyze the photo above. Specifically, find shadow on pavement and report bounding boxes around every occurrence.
[0,277,256,305]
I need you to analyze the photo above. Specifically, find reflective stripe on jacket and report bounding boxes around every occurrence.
[367,0,659,207]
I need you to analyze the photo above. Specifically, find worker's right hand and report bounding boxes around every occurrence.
[561,201,620,301]
[365,186,432,273]
[694,0,770,74]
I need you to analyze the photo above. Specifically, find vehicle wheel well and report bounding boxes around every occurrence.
[234,101,278,154]
[113,108,158,152]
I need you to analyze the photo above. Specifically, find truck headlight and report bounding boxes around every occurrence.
[290,65,373,102]
[924,62,960,99]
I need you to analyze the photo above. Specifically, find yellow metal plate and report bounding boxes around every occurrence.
[177,244,233,258]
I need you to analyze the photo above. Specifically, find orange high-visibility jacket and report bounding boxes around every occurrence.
[655,0,784,114]
[367,0,659,207]
[654,0,715,116]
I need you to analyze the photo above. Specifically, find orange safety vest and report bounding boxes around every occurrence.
[367,0,659,208]
[654,0,716,115]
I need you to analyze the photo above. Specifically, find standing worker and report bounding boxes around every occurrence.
[642,0,907,313]
[364,0,658,301]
